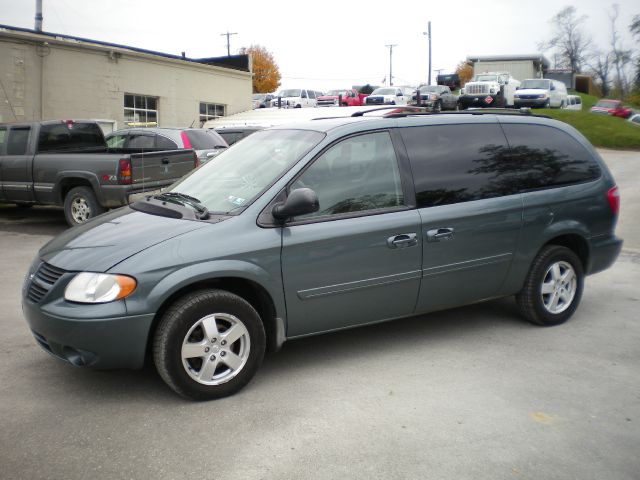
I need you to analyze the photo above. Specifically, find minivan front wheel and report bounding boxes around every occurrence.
[153,289,266,400]
[516,245,584,326]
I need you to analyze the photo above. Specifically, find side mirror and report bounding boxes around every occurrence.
[516,86,521,90]
[397,92,403,97]
[272,188,319,220]
[550,84,556,90]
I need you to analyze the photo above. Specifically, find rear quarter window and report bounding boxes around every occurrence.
[500,124,601,190]
[7,127,31,155]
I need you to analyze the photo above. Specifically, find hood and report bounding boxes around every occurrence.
[39,207,208,272]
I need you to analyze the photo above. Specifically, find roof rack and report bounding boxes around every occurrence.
[384,107,551,119]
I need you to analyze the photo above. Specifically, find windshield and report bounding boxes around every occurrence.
[473,75,498,82]
[520,80,550,89]
[279,89,301,97]
[252,94,266,100]
[419,86,438,93]
[371,88,397,95]
[325,90,345,96]
[595,100,619,107]
[169,129,324,214]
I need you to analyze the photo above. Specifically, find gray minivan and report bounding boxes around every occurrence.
[22,111,622,400]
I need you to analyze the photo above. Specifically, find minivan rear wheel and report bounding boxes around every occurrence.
[516,245,584,326]
[153,289,266,400]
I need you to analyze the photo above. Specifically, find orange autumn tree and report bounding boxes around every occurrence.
[455,60,474,86]
[240,45,281,93]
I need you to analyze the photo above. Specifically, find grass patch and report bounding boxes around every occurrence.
[534,92,640,150]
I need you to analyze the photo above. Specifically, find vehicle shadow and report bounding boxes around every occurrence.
[0,204,67,236]
[22,297,527,405]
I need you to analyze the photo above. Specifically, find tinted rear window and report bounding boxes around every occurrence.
[185,130,227,149]
[401,124,512,208]
[38,123,104,152]
[500,124,600,190]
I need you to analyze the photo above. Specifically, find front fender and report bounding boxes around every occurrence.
[126,259,286,321]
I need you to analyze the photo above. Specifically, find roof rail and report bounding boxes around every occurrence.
[384,107,551,119]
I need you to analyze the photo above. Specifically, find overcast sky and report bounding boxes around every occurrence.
[1,0,638,90]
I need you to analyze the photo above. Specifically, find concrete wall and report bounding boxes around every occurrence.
[0,32,252,128]
[473,61,540,82]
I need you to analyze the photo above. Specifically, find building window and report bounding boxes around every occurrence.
[124,94,159,127]
[199,102,225,126]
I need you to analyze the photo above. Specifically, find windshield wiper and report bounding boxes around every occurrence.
[153,192,210,220]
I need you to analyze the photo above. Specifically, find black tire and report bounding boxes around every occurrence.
[516,245,584,326]
[434,100,442,113]
[63,186,105,226]
[153,289,266,400]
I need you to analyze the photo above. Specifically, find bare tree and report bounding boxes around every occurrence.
[630,14,640,89]
[609,4,633,97]
[587,51,614,96]
[540,6,592,73]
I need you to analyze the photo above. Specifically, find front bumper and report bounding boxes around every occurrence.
[459,95,498,108]
[514,98,548,108]
[23,296,154,370]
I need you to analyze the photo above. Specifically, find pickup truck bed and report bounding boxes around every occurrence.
[0,120,197,225]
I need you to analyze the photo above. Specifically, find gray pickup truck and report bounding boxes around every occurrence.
[0,120,197,225]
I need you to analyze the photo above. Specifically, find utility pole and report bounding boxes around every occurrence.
[220,31,238,56]
[35,0,43,31]
[385,44,397,86]
[423,22,432,85]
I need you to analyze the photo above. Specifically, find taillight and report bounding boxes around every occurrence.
[180,131,192,149]
[607,186,620,215]
[118,158,132,184]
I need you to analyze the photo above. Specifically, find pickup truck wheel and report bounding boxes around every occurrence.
[153,289,266,400]
[516,245,584,326]
[63,186,105,226]
[434,101,442,113]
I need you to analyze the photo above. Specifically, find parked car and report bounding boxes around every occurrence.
[628,113,640,126]
[317,89,368,107]
[22,110,622,400]
[563,94,583,111]
[363,86,413,105]
[409,85,458,111]
[0,120,197,225]
[590,99,633,118]
[252,93,275,109]
[514,79,568,108]
[106,127,228,164]
[211,126,264,146]
[271,89,318,108]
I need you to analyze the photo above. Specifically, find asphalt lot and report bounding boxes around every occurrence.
[1,149,639,480]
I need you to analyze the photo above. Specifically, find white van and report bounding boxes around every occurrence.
[564,94,583,111]
[271,89,318,108]
[514,79,568,108]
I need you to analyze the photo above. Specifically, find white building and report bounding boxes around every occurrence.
[466,54,551,82]
[0,25,253,131]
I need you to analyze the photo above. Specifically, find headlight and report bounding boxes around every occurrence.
[65,272,137,303]
[539,94,548,99]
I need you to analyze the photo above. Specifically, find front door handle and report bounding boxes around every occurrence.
[387,233,418,249]
[426,227,454,242]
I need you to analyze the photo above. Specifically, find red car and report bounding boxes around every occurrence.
[590,99,633,118]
